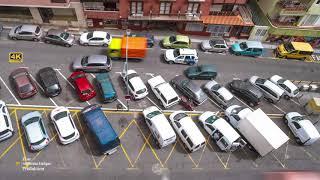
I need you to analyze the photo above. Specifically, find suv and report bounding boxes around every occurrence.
[228,79,262,107]
[249,76,284,103]
[200,38,228,53]
[270,75,299,99]
[38,67,62,97]
[0,100,14,142]
[164,48,198,65]
[43,29,75,47]
[9,24,43,41]
[203,80,234,108]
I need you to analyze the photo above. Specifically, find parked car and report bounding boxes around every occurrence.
[21,111,49,151]
[43,29,75,47]
[129,33,155,48]
[72,55,112,72]
[162,35,191,49]
[270,75,299,99]
[69,71,96,101]
[185,64,217,80]
[203,80,234,108]
[200,38,228,53]
[164,48,198,65]
[169,111,205,152]
[0,100,14,142]
[121,70,148,100]
[284,112,320,145]
[249,76,284,103]
[50,107,80,145]
[9,24,43,41]
[275,42,313,60]
[96,73,117,103]
[142,106,176,148]
[228,79,262,107]
[224,105,253,125]
[180,96,194,111]
[79,31,112,46]
[38,67,62,97]
[10,67,37,99]
[230,41,264,57]
[170,75,207,105]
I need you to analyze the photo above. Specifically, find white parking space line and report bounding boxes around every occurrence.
[271,103,286,114]
[145,73,155,77]
[117,99,128,110]
[29,74,58,107]
[233,96,253,111]
[89,73,96,78]
[0,75,21,105]
[290,99,301,106]
[207,98,223,110]
[146,97,162,110]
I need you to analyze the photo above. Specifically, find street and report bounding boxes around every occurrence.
[1,36,320,180]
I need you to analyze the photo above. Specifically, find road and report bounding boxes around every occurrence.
[0,37,320,180]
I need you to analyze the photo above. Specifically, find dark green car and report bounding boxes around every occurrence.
[96,73,117,103]
[184,64,217,80]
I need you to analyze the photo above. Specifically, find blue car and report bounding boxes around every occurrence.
[230,41,264,57]
[96,73,117,103]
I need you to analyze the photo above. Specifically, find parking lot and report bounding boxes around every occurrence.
[1,33,320,179]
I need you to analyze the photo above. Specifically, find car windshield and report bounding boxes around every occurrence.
[292,115,304,121]
[205,115,219,124]
[209,40,217,47]
[146,110,161,119]
[127,73,138,80]
[256,78,266,84]
[63,132,75,140]
[20,84,33,93]
[239,42,248,50]
[24,117,39,126]
[277,79,286,84]
[47,84,59,94]
[72,73,85,80]
[60,32,69,40]
[211,84,221,91]
[284,43,295,52]
[81,89,92,95]
[173,49,180,57]
[136,88,146,94]
[173,113,187,121]
[81,56,89,65]
[87,32,93,39]
[53,111,68,120]
[231,107,245,114]
[169,36,176,43]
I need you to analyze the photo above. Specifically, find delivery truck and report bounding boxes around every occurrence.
[107,37,147,60]
[225,105,289,156]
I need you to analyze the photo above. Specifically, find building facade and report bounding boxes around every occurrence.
[0,0,86,27]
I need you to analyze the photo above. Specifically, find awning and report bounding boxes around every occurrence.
[201,15,254,26]
[188,0,205,2]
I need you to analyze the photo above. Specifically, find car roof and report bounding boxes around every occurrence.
[39,67,58,86]
[291,42,313,52]
[93,31,107,37]
[185,80,200,92]
[96,73,115,93]
[88,55,108,64]
[199,64,216,72]
[176,35,190,42]
[157,83,179,99]
[212,118,240,142]
[15,75,30,86]
[246,41,264,49]
[179,48,197,55]
[129,77,146,90]
[179,116,205,144]
[25,119,44,143]
[232,80,262,97]
[55,118,75,137]
[299,120,320,139]
[264,80,285,95]
[47,29,64,36]
[20,25,38,32]
[210,39,226,45]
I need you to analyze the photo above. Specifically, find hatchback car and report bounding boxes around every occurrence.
[230,41,264,57]
[228,79,263,107]
[162,35,191,49]
[284,112,320,145]
[10,68,37,99]
[185,64,217,80]
[170,75,207,105]
[200,38,228,53]
[164,48,198,65]
[50,107,80,145]
[43,29,75,47]
[69,71,96,101]
[21,111,49,151]
[96,73,117,103]
[0,100,14,142]
[121,70,148,100]
[38,67,62,97]
[79,31,112,46]
[129,33,155,48]
[72,55,112,72]
[270,75,299,99]
[203,80,234,108]
[9,24,43,41]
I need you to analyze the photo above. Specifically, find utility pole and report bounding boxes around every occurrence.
[124,29,131,111]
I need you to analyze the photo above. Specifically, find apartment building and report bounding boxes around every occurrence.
[0,0,86,27]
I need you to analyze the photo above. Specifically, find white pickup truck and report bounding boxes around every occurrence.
[147,75,180,108]
[225,105,289,156]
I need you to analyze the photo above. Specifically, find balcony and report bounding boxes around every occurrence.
[128,12,202,22]
[277,0,308,16]
[84,9,120,20]
[209,11,240,16]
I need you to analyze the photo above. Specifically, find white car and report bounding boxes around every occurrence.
[50,107,80,145]
[203,80,234,108]
[79,31,112,46]
[284,112,320,145]
[147,75,180,108]
[164,48,198,65]
[121,69,148,100]
[0,100,14,142]
[224,105,252,128]
[270,75,299,99]
[142,106,176,148]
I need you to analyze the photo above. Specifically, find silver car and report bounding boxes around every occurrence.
[9,24,43,41]
[43,29,75,47]
[200,38,228,53]
[72,55,112,72]
[203,80,234,108]
[21,111,49,151]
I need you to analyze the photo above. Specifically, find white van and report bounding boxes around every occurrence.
[169,111,205,152]
[142,106,176,148]
[148,75,180,108]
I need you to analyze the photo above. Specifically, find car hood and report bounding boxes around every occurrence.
[162,37,170,45]
[165,50,175,60]
[201,40,212,50]
[231,43,242,52]
[73,57,83,69]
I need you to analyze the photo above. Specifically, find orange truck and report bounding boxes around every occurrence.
[107,37,147,60]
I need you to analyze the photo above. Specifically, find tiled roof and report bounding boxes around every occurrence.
[201,15,254,26]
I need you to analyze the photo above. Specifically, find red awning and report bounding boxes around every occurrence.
[201,15,254,26]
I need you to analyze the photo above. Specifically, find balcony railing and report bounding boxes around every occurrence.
[277,0,308,11]
[128,12,201,21]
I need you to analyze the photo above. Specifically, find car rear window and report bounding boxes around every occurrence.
[60,32,69,40]
[106,33,110,40]
[63,132,75,140]
[87,32,93,39]
[53,111,68,120]
[20,84,33,93]
[136,88,146,94]
[168,97,179,104]
[81,89,92,95]
[173,113,187,121]
[31,137,46,146]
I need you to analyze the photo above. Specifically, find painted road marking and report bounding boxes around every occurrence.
[0,136,21,160]
[0,75,21,105]
[117,99,128,110]
[290,99,300,106]
[14,110,27,162]
[270,103,286,114]
[145,73,155,77]
[233,96,254,111]
[146,97,162,110]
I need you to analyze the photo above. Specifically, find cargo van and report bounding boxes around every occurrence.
[275,42,314,60]
[81,104,120,155]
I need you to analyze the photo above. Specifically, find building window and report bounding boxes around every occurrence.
[51,0,67,3]
[131,1,143,15]
[187,3,199,14]
[83,1,119,11]
[255,29,267,37]
[303,15,320,26]
[104,1,119,11]
[206,25,231,36]
[221,4,234,12]
[241,26,251,34]
[185,23,204,32]
[160,2,171,15]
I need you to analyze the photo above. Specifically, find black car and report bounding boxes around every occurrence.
[228,79,263,107]
[129,33,154,48]
[38,67,62,97]
[43,29,75,47]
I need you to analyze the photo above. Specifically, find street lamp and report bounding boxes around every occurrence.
[124,29,131,111]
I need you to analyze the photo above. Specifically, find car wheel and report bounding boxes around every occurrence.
[83,43,89,46]
[235,53,240,56]
[267,98,274,103]
[190,76,195,80]
[168,61,174,64]
[188,62,195,66]
[296,137,303,145]
[284,119,288,125]
[44,40,50,44]
[284,95,290,100]
[103,43,108,47]
[11,37,17,40]
[224,116,230,122]
[33,38,39,42]
[249,102,255,107]
[65,44,71,47]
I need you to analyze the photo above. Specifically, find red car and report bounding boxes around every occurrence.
[10,68,37,99]
[69,71,96,101]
